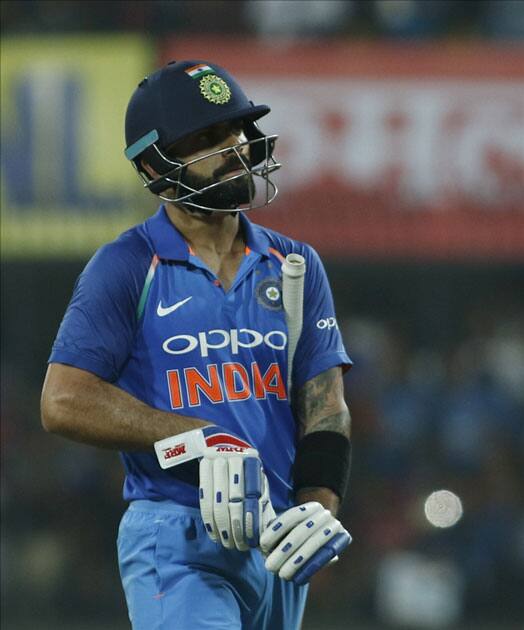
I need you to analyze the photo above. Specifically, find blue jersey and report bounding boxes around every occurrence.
[49,206,351,511]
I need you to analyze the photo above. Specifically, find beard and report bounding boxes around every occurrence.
[178,165,255,211]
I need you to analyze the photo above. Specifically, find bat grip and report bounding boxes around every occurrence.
[282,254,306,399]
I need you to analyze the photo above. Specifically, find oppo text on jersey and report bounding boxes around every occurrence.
[162,328,287,357]
[316,317,338,330]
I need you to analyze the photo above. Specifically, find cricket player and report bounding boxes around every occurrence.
[41,60,353,629]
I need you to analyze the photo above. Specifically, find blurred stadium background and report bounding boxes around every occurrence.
[1,1,523,629]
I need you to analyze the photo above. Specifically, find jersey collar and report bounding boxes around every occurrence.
[239,212,270,259]
[146,205,271,261]
[145,206,189,260]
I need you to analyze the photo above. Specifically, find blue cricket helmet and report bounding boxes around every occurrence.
[125,60,270,158]
[123,60,280,211]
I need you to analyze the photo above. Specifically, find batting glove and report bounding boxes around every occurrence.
[154,426,275,551]
[259,501,351,585]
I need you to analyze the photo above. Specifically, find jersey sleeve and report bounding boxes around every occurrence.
[292,244,352,389]
[48,232,151,381]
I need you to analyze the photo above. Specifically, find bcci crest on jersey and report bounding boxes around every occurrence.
[256,278,283,311]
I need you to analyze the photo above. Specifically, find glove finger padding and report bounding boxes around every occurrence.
[260,502,323,554]
[199,457,218,541]
[261,480,276,531]
[264,509,334,573]
[199,446,273,551]
[277,519,343,580]
[260,501,352,584]
[292,530,351,586]
[228,456,247,551]
[212,457,234,549]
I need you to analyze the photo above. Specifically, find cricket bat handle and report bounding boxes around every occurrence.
[282,253,306,398]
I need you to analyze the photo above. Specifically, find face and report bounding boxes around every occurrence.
[165,119,255,210]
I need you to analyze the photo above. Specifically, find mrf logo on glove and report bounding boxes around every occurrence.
[154,426,276,551]
[205,430,252,453]
[154,426,252,468]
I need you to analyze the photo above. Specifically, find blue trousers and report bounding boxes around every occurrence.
[117,500,309,629]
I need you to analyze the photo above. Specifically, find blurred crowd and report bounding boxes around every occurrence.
[2,300,523,627]
[335,307,524,626]
[2,0,524,41]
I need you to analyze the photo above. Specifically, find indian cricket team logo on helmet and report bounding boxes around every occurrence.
[199,74,231,105]
[256,278,282,311]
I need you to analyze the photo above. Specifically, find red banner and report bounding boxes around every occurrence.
[161,38,524,260]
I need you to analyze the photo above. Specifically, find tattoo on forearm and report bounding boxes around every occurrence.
[294,367,351,439]
[307,410,350,435]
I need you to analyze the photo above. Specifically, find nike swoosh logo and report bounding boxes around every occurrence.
[157,296,192,317]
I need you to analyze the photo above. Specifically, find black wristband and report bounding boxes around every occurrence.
[293,431,352,503]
